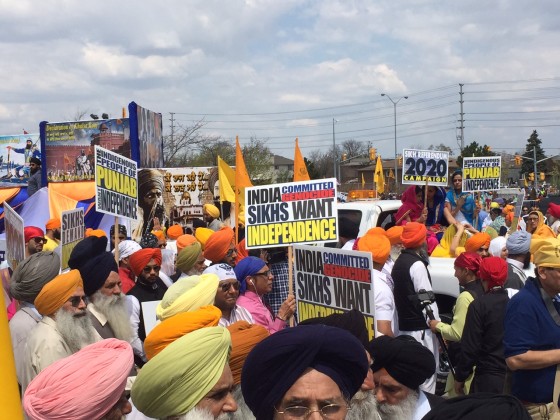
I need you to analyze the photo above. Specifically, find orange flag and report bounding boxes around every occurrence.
[235,137,253,241]
[293,138,310,182]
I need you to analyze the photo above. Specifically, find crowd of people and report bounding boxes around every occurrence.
[4,179,560,419]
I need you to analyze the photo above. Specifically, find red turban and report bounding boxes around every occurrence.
[24,226,45,244]
[401,222,426,249]
[465,232,491,253]
[454,252,482,273]
[203,227,235,263]
[386,226,404,245]
[167,225,183,240]
[548,203,560,219]
[129,248,163,277]
[358,233,391,264]
[227,321,270,385]
[478,256,508,287]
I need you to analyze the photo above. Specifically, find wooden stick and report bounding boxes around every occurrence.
[423,178,429,225]
[114,217,120,263]
[288,245,294,327]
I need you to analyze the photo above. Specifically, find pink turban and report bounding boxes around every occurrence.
[24,338,133,420]
[129,248,163,277]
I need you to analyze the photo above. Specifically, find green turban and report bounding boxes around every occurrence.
[176,241,202,274]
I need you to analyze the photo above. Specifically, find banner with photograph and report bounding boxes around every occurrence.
[402,148,449,186]
[294,244,375,340]
[462,156,502,193]
[0,133,41,187]
[129,102,164,168]
[61,208,85,270]
[4,203,25,268]
[245,178,338,249]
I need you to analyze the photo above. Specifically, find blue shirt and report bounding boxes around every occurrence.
[504,278,560,404]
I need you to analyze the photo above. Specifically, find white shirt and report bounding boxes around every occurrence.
[341,239,355,250]
[413,391,432,420]
[218,305,255,327]
[372,270,398,336]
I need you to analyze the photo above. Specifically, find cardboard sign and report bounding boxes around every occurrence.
[402,149,449,186]
[141,300,161,336]
[4,203,25,269]
[61,208,85,270]
[245,179,338,249]
[95,146,138,220]
[462,156,502,193]
[294,245,376,340]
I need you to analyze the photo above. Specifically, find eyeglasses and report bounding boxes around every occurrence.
[67,296,88,308]
[143,265,161,273]
[33,237,47,244]
[452,179,462,183]
[219,281,240,292]
[274,404,348,419]
[225,248,237,258]
[527,217,539,222]
[254,270,271,278]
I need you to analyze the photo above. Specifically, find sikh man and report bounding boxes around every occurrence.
[24,338,134,420]
[204,226,238,268]
[391,222,440,393]
[21,270,98,392]
[24,226,47,257]
[69,235,132,342]
[203,203,224,231]
[43,218,61,252]
[114,239,143,293]
[9,251,60,385]
[369,335,444,420]
[176,234,207,275]
[546,202,560,235]
[505,230,532,290]
[464,232,492,258]
[132,326,238,419]
[204,264,254,327]
[242,324,369,420]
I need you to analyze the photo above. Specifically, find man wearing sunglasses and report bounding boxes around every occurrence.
[24,226,47,257]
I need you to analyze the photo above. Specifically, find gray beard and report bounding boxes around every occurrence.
[376,390,419,420]
[55,308,96,353]
[228,385,255,420]
[390,246,402,262]
[92,291,133,342]
[169,407,230,420]
[348,390,379,420]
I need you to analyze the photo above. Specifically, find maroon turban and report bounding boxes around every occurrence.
[129,248,163,277]
[454,252,482,274]
[548,202,560,219]
[478,256,508,288]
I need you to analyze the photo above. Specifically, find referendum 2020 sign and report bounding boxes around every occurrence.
[294,244,376,340]
[462,156,502,193]
[402,149,449,186]
[95,146,138,219]
[245,178,338,249]
[61,208,85,270]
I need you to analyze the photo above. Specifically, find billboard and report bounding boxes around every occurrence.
[0,133,41,187]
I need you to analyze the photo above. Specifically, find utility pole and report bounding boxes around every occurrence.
[458,84,465,151]
[170,112,175,145]
[332,118,337,181]
[381,93,408,194]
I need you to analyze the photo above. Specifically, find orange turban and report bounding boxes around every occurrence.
[152,230,165,242]
[129,248,163,277]
[401,222,426,249]
[176,234,197,253]
[203,227,235,263]
[144,305,221,360]
[505,212,514,223]
[86,229,107,238]
[167,225,183,240]
[195,228,213,250]
[358,233,391,264]
[503,204,515,215]
[386,226,404,246]
[227,321,270,385]
[366,227,386,237]
[465,232,491,253]
[236,238,249,264]
[45,218,61,230]
[34,270,83,316]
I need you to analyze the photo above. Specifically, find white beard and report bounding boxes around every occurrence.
[55,308,96,353]
[92,291,133,342]
[376,390,419,420]
[228,385,255,420]
[348,390,379,420]
[169,407,230,420]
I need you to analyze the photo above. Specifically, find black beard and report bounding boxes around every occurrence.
[53,230,61,240]
[30,167,39,174]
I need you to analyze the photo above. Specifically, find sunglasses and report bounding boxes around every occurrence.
[225,248,237,258]
[219,281,240,292]
[67,296,88,308]
[143,265,161,273]
[33,237,47,244]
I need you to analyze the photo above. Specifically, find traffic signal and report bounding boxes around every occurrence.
[341,153,347,161]
[528,172,535,181]
[369,147,376,161]
[540,172,545,181]
[514,155,521,166]
[398,155,403,166]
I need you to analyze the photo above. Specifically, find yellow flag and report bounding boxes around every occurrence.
[293,138,310,182]
[388,168,395,179]
[374,156,385,194]
[361,173,365,188]
[235,137,253,240]
[218,156,235,203]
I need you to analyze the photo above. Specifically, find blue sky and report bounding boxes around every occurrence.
[1,0,560,160]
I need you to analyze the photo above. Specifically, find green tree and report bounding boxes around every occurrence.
[521,130,547,175]
[456,141,496,167]
[304,157,321,180]
[241,137,274,185]
[187,139,235,167]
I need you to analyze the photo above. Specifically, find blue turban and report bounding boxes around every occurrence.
[241,325,368,420]
[506,230,532,255]
[233,256,266,294]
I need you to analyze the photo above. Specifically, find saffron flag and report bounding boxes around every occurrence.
[293,138,310,182]
[374,156,385,194]
[388,168,394,179]
[218,156,235,203]
[235,137,253,241]
[361,173,365,188]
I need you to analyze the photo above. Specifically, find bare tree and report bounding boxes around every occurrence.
[188,140,235,167]
[341,139,367,159]
[242,136,274,185]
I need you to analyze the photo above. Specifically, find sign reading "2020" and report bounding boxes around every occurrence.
[401,149,449,187]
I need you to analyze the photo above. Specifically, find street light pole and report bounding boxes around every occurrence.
[332,118,337,181]
[381,93,408,194]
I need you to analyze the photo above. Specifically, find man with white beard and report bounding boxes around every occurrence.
[21,269,99,392]
[69,235,132,343]
[369,335,444,420]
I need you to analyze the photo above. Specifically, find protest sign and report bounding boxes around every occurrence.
[294,244,376,339]
[142,300,161,336]
[0,133,41,187]
[245,179,338,249]
[95,146,138,220]
[402,149,449,186]
[462,156,502,193]
[61,208,85,270]
[4,203,25,268]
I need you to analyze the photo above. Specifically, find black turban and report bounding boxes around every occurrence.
[369,335,435,390]
[110,224,127,237]
[299,309,369,349]
[338,216,359,240]
[421,393,531,420]
[241,325,368,420]
[138,169,164,195]
[140,232,159,249]
[68,236,118,296]
[10,252,60,303]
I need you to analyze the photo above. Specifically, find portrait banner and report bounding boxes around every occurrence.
[402,149,449,186]
[61,208,85,270]
[0,133,41,187]
[4,203,25,269]
[133,103,164,168]
[245,178,338,249]
[95,146,138,220]
[462,156,502,193]
[294,244,376,340]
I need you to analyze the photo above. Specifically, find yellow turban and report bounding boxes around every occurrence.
[358,233,391,264]
[531,237,560,268]
[156,274,220,321]
[34,270,83,316]
[167,224,183,240]
[176,234,197,253]
[465,232,491,253]
[144,305,221,360]
[176,241,202,274]
[227,321,269,385]
[195,228,213,250]
[131,327,231,418]
[203,203,220,218]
